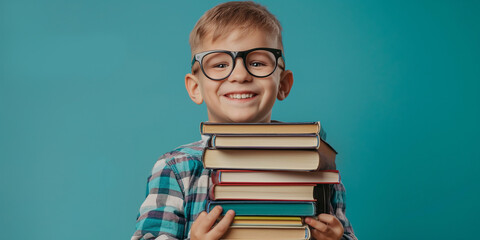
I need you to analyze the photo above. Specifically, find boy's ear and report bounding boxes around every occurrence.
[277,70,294,101]
[185,73,204,105]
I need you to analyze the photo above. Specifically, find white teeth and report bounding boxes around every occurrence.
[228,93,254,99]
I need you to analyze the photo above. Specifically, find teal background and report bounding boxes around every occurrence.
[1,0,479,239]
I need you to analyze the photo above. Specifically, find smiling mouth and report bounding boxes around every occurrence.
[225,93,257,99]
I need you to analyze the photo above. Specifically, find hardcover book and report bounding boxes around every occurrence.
[221,225,311,240]
[207,134,320,149]
[209,183,317,201]
[208,185,330,216]
[200,121,321,135]
[230,216,303,227]
[211,170,340,184]
[207,200,318,216]
[202,148,336,171]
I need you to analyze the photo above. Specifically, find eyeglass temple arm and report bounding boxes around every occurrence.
[278,55,286,70]
[191,57,197,68]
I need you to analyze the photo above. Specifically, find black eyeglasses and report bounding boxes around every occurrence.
[191,47,285,81]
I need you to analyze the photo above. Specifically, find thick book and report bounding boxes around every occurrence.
[207,200,317,216]
[212,170,340,184]
[208,134,320,149]
[200,122,321,135]
[209,183,317,201]
[221,225,311,240]
[202,147,336,171]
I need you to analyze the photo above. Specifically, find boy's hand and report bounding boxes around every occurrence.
[305,214,344,240]
[190,206,235,240]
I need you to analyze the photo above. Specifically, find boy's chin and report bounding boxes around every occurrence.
[214,113,271,123]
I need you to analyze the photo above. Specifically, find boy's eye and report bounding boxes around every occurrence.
[213,63,229,68]
[249,61,267,67]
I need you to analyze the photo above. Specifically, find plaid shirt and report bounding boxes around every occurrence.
[132,136,357,240]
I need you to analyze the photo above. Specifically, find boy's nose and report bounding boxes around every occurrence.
[227,58,253,83]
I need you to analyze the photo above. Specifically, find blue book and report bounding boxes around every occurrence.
[207,201,317,216]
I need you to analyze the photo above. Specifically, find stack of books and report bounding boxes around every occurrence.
[201,122,339,240]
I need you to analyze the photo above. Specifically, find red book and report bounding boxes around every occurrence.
[209,183,318,201]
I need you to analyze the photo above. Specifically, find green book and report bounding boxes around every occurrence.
[207,201,317,216]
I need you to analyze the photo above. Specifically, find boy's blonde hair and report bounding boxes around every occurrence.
[189,1,283,54]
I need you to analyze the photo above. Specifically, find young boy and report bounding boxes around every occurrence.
[132,2,356,240]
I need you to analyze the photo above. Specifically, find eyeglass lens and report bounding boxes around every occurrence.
[202,50,277,80]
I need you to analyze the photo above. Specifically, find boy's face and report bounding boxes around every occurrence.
[185,29,293,123]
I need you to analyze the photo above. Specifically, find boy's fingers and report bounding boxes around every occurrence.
[190,211,209,239]
[305,217,329,233]
[191,211,207,228]
[317,213,337,226]
[317,214,345,239]
[197,206,223,230]
[208,210,235,239]
[206,206,224,221]
[310,228,328,240]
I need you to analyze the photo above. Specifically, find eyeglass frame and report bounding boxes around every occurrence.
[191,47,286,81]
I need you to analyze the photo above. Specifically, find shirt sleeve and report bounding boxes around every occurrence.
[331,182,357,240]
[132,157,186,240]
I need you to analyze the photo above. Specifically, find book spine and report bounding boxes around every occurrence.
[201,148,207,168]
[211,170,220,184]
[200,122,205,135]
[209,184,217,201]
[317,139,337,171]
[206,201,212,213]
[205,135,215,148]
[305,225,311,239]
[315,150,322,171]
[211,135,216,148]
